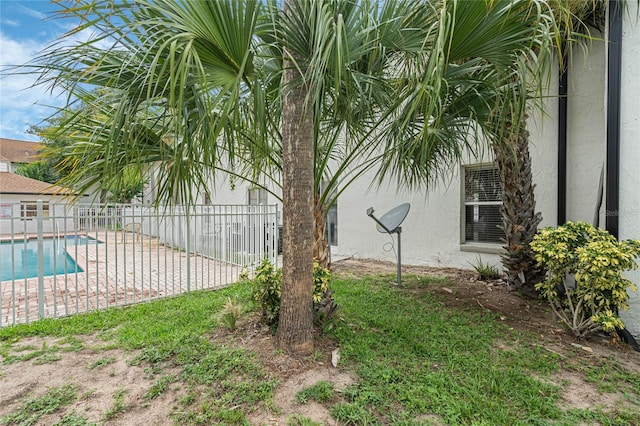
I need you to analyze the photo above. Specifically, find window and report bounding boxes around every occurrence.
[20,201,49,219]
[318,181,338,246]
[326,202,338,246]
[463,165,502,244]
[247,187,267,205]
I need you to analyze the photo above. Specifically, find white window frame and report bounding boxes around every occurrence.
[247,187,268,205]
[20,201,49,220]
[318,180,338,246]
[460,163,503,253]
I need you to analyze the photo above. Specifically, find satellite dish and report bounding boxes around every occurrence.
[375,203,410,234]
[366,203,411,286]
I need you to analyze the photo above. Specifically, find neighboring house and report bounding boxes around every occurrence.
[0,138,59,216]
[0,138,90,235]
[204,3,640,337]
[0,171,69,202]
[0,138,43,172]
[0,171,74,235]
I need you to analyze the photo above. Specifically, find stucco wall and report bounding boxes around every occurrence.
[618,1,640,337]
[566,39,608,224]
[335,164,477,268]
[529,65,559,229]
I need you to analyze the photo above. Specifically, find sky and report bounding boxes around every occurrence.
[0,0,77,142]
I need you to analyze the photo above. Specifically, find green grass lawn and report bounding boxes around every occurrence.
[1,272,639,425]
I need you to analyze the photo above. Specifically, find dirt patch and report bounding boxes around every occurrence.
[249,368,354,426]
[1,258,638,425]
[0,335,178,425]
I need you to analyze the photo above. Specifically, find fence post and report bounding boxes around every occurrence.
[37,200,45,319]
[186,207,191,292]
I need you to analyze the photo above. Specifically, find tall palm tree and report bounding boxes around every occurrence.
[277,0,315,354]
[492,0,611,296]
[29,0,564,352]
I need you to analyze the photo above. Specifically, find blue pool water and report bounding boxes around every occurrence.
[0,236,99,281]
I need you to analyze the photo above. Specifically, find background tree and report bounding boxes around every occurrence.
[15,161,59,184]
[107,166,147,204]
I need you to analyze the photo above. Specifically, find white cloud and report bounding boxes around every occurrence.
[0,33,64,140]
[17,5,47,21]
[0,18,19,27]
[0,16,115,140]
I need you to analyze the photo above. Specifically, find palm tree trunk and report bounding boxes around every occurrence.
[276,0,315,355]
[313,196,331,269]
[494,117,545,296]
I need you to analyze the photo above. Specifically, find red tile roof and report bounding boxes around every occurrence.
[0,138,43,164]
[0,172,71,195]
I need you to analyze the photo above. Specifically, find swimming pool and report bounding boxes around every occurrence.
[0,236,99,281]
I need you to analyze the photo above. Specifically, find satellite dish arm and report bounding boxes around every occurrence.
[366,207,392,233]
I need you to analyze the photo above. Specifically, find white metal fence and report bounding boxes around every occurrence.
[0,202,279,327]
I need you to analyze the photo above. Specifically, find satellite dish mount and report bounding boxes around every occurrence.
[366,203,410,286]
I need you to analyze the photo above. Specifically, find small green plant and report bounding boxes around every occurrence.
[330,403,375,424]
[52,411,96,426]
[33,352,63,365]
[531,221,640,338]
[101,388,128,421]
[286,414,323,426]
[144,374,176,400]
[87,355,116,370]
[251,259,283,326]
[295,381,335,404]
[219,298,243,330]
[469,256,502,280]
[250,259,337,327]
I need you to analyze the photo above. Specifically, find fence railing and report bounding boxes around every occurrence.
[0,202,279,327]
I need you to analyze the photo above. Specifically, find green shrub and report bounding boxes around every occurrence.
[249,259,337,327]
[530,221,640,338]
[250,260,283,326]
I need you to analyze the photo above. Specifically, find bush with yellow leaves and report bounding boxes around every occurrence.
[531,221,640,338]
[246,259,336,328]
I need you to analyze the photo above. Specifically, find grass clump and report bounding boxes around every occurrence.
[469,255,502,280]
[2,341,63,365]
[52,411,96,426]
[144,374,177,400]
[86,355,116,370]
[32,352,62,365]
[296,381,335,404]
[218,298,243,331]
[286,414,324,425]
[101,388,128,421]
[1,384,77,425]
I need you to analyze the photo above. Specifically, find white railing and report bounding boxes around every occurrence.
[0,202,279,327]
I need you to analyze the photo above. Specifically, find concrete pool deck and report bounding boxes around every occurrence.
[0,231,243,327]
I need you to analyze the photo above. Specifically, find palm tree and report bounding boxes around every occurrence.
[276,0,315,354]
[29,0,564,352]
[492,0,612,296]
